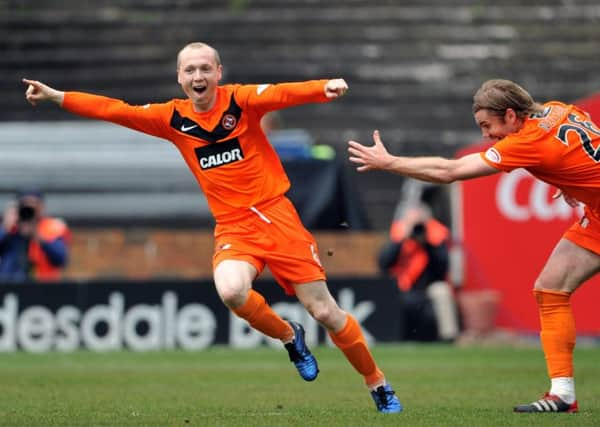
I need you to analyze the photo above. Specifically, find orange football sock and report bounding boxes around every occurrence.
[328,314,385,388]
[232,289,294,342]
[534,289,576,378]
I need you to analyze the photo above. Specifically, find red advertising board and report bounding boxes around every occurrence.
[455,93,600,335]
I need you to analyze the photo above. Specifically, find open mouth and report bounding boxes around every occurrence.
[193,86,207,95]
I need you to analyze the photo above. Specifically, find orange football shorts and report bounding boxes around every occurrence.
[212,196,326,295]
[563,206,600,255]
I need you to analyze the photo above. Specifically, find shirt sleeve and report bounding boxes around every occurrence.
[233,80,330,115]
[39,237,68,267]
[62,92,173,140]
[480,132,545,172]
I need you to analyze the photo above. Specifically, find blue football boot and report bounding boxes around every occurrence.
[371,384,403,413]
[284,321,319,381]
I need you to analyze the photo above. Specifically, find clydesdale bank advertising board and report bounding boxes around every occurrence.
[0,279,399,352]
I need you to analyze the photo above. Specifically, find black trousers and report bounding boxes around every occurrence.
[398,290,438,341]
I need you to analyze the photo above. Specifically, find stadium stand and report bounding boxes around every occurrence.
[2,0,600,229]
[0,122,208,226]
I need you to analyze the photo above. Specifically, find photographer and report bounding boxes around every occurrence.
[0,189,70,282]
[378,203,459,342]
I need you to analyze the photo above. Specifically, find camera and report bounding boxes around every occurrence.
[410,222,426,239]
[18,204,37,222]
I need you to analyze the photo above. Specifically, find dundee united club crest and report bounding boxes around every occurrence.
[221,114,237,130]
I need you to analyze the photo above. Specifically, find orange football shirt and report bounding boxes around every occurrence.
[62,80,330,222]
[481,101,600,215]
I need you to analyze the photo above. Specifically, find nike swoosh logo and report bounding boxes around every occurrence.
[181,124,198,132]
[257,84,270,95]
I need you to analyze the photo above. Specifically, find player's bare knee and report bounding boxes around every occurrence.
[216,283,249,308]
[306,302,344,328]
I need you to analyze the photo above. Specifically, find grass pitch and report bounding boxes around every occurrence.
[0,344,598,426]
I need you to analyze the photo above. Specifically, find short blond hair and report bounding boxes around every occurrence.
[472,79,544,118]
[176,42,221,69]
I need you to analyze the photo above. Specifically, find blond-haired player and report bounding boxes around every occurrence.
[348,79,600,413]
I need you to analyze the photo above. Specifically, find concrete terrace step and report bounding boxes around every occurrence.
[3,0,600,229]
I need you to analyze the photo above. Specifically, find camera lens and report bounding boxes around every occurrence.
[411,223,426,238]
[18,205,36,221]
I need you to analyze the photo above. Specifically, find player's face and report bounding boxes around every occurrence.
[474,108,523,142]
[177,46,222,112]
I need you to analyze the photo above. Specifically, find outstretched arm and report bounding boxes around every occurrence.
[23,78,64,106]
[240,78,348,113]
[347,130,499,183]
[22,78,171,139]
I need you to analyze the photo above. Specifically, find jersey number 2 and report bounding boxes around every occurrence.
[556,113,600,162]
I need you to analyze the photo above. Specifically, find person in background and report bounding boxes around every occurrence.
[260,110,326,160]
[348,78,600,413]
[0,189,70,282]
[22,41,402,413]
[260,109,284,135]
[378,203,459,342]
